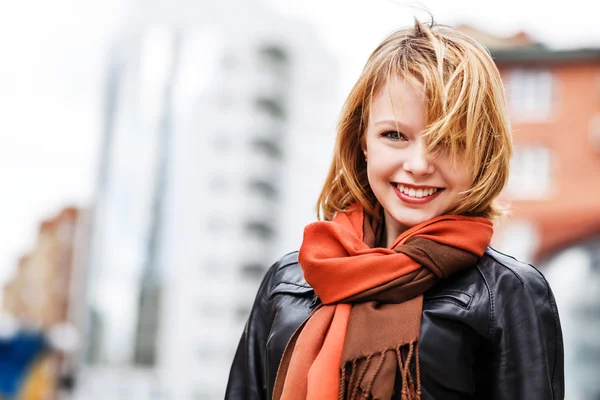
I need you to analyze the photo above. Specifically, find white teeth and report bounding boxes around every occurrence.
[396,184,439,198]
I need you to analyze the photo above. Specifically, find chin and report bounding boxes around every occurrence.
[390,212,431,229]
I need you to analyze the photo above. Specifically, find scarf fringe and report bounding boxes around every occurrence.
[339,342,421,400]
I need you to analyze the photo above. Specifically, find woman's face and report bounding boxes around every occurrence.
[363,78,473,245]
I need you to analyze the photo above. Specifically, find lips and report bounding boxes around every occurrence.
[395,183,441,198]
[392,183,444,204]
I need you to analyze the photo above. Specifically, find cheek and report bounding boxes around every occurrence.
[454,166,474,191]
[366,157,393,185]
[365,162,377,188]
[445,170,471,191]
[437,158,473,191]
[365,163,390,202]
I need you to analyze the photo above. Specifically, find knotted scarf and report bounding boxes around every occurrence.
[273,204,493,400]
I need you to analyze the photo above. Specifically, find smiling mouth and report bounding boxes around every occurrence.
[394,183,443,199]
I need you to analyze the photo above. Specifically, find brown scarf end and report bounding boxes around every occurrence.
[339,342,421,400]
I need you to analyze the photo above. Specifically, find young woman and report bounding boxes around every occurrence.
[226,20,564,400]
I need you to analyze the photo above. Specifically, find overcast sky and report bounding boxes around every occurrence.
[1,0,599,285]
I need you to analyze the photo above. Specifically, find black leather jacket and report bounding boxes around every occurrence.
[226,247,564,399]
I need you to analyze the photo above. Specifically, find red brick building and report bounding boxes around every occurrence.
[461,25,600,262]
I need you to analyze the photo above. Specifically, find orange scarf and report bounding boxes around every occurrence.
[273,205,493,400]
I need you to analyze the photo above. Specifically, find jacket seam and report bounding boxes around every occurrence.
[476,264,495,341]
[276,251,300,270]
[268,281,313,300]
[486,251,525,285]
[424,290,472,308]
[276,280,311,289]
[278,261,300,270]
[541,273,560,399]
[424,298,470,309]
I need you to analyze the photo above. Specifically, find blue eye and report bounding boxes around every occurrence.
[381,131,407,141]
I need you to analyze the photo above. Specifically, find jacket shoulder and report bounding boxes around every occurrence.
[477,247,560,341]
[269,251,311,289]
[479,247,552,295]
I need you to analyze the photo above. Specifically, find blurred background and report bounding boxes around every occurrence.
[0,0,599,399]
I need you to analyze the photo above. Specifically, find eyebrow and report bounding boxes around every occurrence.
[373,119,410,129]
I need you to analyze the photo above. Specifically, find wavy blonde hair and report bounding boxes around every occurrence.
[317,20,512,221]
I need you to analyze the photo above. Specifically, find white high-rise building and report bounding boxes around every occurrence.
[75,1,338,399]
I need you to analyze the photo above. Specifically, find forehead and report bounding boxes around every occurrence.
[369,78,426,129]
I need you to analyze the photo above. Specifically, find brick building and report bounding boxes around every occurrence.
[496,44,600,262]
[459,25,600,263]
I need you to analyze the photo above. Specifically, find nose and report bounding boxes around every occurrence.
[403,141,435,176]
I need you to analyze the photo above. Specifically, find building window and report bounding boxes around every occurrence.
[254,97,285,120]
[251,137,281,159]
[248,179,278,200]
[258,45,289,65]
[240,263,265,280]
[244,221,274,240]
[506,145,553,199]
[507,68,554,121]
[257,44,290,80]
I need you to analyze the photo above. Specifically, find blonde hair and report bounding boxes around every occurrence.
[317,20,512,221]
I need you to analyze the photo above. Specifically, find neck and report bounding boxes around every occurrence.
[386,230,401,248]
[383,213,407,248]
